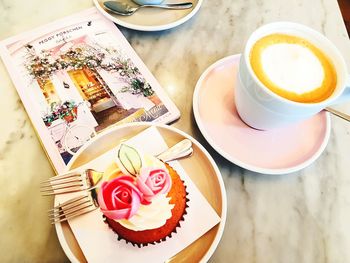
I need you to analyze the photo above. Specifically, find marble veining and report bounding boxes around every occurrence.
[1,0,350,262]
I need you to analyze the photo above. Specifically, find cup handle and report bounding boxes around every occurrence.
[331,76,350,105]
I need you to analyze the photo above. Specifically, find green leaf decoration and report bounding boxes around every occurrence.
[118,144,142,177]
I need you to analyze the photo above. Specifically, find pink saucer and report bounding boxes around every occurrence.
[193,55,331,174]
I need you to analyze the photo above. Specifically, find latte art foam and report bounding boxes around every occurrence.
[250,34,337,103]
[261,44,324,94]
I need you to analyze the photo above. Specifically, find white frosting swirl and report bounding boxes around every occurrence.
[117,194,174,231]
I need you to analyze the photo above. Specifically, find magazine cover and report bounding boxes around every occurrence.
[0,8,180,173]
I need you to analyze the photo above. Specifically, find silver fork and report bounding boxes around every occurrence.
[49,190,99,224]
[41,139,193,196]
[49,139,193,223]
[40,169,103,196]
[49,139,193,224]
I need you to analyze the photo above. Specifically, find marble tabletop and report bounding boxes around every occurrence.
[1,0,350,262]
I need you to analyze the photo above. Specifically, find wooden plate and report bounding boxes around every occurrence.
[55,123,227,262]
[93,0,203,31]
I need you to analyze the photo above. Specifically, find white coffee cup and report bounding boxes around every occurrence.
[235,22,350,130]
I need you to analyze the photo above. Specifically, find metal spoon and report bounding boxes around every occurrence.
[325,107,350,122]
[40,139,193,196]
[103,1,193,16]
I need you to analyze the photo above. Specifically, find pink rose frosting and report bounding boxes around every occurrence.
[136,167,172,204]
[97,176,142,220]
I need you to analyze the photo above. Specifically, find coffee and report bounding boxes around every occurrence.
[250,33,337,103]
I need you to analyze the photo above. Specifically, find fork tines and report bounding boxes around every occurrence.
[49,194,97,224]
[40,171,86,196]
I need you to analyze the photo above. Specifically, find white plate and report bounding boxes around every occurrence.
[55,122,227,262]
[193,55,331,175]
[93,0,203,31]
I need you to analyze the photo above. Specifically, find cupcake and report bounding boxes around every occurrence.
[97,144,188,247]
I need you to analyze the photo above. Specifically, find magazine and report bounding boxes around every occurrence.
[0,8,180,173]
